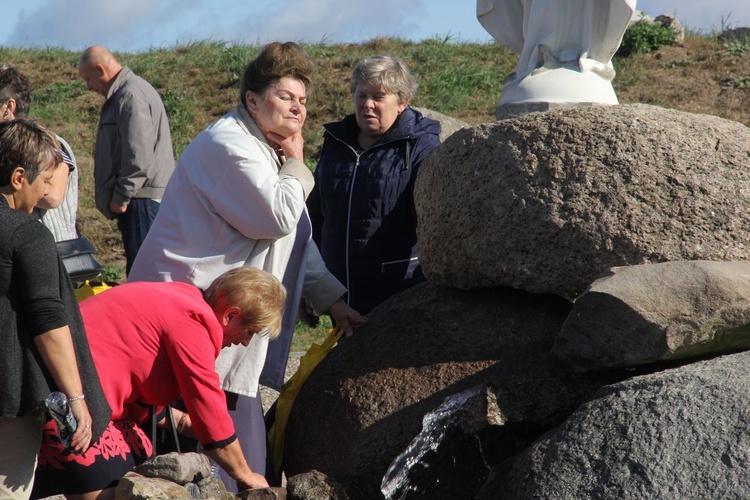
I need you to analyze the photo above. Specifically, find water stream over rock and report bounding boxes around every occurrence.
[381,386,491,499]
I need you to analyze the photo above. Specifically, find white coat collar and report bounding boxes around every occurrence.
[233,104,283,169]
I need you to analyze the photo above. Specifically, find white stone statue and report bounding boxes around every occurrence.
[477,0,637,118]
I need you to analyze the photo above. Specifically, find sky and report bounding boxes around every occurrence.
[1,0,749,53]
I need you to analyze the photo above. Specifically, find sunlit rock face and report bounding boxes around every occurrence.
[416,103,750,295]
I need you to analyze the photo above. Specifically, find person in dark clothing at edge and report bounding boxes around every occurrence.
[0,118,110,499]
[307,55,441,315]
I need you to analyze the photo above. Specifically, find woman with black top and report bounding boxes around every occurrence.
[0,118,110,499]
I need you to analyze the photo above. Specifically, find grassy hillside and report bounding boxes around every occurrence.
[1,32,748,290]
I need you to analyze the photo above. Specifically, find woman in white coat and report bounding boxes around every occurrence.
[128,41,367,490]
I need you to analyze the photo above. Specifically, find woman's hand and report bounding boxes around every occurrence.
[237,472,270,491]
[67,399,93,454]
[33,325,95,454]
[156,408,195,439]
[267,129,304,161]
[206,440,269,490]
[329,299,368,336]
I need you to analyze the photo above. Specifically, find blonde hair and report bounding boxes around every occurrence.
[204,268,286,339]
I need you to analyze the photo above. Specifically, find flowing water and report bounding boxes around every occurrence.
[380,385,488,499]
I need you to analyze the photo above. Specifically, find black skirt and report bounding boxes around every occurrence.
[31,417,152,498]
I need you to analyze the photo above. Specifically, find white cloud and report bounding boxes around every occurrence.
[6,0,429,50]
[4,0,749,52]
[218,0,426,45]
[9,0,159,49]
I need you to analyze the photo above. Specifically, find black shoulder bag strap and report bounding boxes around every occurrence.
[151,405,181,454]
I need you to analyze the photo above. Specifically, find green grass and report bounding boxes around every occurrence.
[723,75,750,89]
[160,84,196,155]
[100,265,125,283]
[5,29,749,352]
[618,19,676,57]
[291,316,334,353]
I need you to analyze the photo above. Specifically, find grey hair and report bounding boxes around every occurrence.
[349,55,417,104]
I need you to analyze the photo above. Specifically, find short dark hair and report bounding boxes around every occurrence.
[0,118,61,186]
[239,42,314,109]
[0,65,33,117]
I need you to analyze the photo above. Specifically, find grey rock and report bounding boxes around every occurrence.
[287,470,349,500]
[413,106,469,142]
[655,14,685,44]
[236,487,287,499]
[480,350,750,499]
[718,27,750,44]
[283,282,613,498]
[115,472,192,500]
[554,260,750,372]
[197,476,231,499]
[133,452,212,485]
[415,103,750,295]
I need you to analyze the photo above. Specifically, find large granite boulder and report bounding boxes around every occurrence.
[480,350,750,499]
[283,282,612,498]
[415,104,750,295]
[554,260,750,372]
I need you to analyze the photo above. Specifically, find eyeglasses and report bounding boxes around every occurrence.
[60,148,74,172]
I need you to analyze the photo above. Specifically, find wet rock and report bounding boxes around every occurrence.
[284,282,612,498]
[286,470,349,500]
[381,385,498,499]
[236,487,287,499]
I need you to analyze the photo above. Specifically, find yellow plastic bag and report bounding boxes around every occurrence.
[74,279,113,302]
[267,327,344,479]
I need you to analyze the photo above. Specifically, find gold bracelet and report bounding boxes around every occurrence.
[67,394,85,403]
[176,412,188,434]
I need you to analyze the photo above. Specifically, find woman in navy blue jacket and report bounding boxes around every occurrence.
[308,55,441,315]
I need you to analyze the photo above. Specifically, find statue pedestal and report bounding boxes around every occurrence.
[477,0,637,119]
[495,66,619,119]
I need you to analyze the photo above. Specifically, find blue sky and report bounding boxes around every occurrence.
[1,0,749,53]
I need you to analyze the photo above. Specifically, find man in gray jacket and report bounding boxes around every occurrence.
[78,46,175,275]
